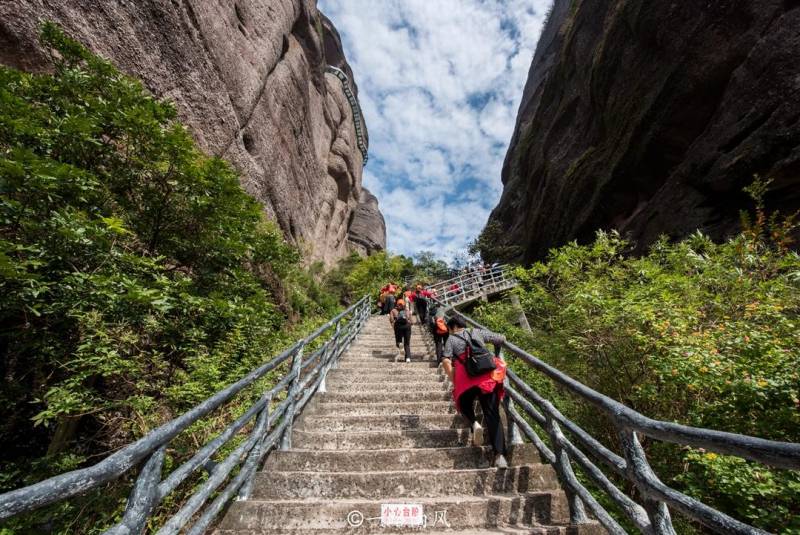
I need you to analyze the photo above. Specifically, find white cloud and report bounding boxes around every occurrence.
[319,0,550,261]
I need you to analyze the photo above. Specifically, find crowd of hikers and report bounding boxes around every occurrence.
[377,280,510,468]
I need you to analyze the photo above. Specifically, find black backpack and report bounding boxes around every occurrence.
[454,330,496,377]
[395,309,409,327]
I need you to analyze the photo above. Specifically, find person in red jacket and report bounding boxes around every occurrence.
[411,284,432,323]
[441,316,508,468]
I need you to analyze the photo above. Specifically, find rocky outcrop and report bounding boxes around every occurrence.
[0,0,385,266]
[486,0,800,263]
[347,188,387,256]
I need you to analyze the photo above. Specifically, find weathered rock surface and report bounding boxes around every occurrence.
[0,0,384,265]
[487,0,800,263]
[347,187,387,256]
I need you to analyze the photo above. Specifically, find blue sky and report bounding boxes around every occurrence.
[318,0,550,261]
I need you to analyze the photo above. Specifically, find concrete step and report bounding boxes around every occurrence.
[324,373,443,384]
[265,445,542,472]
[306,401,454,417]
[298,414,466,432]
[336,358,438,375]
[316,391,451,403]
[213,530,592,535]
[215,494,573,532]
[325,382,449,394]
[292,428,471,450]
[327,373,443,383]
[251,466,560,500]
[213,525,604,535]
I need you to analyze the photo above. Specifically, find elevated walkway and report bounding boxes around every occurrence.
[426,265,517,308]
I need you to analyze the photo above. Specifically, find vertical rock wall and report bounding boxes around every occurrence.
[0,0,386,266]
[487,0,800,263]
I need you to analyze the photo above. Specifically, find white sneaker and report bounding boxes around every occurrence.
[494,454,508,468]
[471,421,483,447]
[405,357,411,363]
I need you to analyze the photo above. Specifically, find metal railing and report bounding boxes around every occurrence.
[325,65,368,166]
[425,264,517,306]
[435,303,800,535]
[0,296,373,534]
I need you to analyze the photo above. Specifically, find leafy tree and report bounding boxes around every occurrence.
[0,24,343,532]
[412,250,450,281]
[473,211,800,532]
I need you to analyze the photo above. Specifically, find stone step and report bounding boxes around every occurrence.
[213,529,599,535]
[335,362,438,371]
[264,445,541,472]
[325,370,445,382]
[251,466,560,500]
[324,384,447,395]
[345,349,433,358]
[316,391,451,403]
[325,378,446,390]
[343,351,434,359]
[306,401,454,417]
[292,428,470,450]
[325,382,449,394]
[214,530,581,535]
[215,494,573,532]
[325,373,443,383]
[298,414,465,432]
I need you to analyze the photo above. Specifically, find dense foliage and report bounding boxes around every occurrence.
[473,202,800,533]
[324,250,417,304]
[0,25,339,532]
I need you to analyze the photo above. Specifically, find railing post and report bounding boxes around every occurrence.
[280,343,305,451]
[503,387,525,447]
[236,394,271,501]
[318,321,342,394]
[544,413,588,524]
[103,445,166,535]
[620,429,677,535]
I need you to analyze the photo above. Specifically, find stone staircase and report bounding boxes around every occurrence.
[214,316,603,534]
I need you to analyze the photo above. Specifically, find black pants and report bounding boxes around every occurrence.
[394,323,411,360]
[459,385,506,455]
[415,300,428,323]
[432,331,448,363]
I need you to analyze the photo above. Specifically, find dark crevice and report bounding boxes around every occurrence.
[242,132,256,155]
[330,165,351,203]
[785,0,800,11]
[234,3,246,27]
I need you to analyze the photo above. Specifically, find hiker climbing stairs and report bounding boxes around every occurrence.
[213,316,604,534]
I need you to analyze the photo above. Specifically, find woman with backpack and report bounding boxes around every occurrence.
[389,299,413,362]
[429,305,449,363]
[441,316,509,467]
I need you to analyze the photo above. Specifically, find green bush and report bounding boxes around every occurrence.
[0,24,341,533]
[473,216,800,532]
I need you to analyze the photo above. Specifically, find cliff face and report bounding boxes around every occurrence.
[0,0,385,266]
[347,188,387,256]
[488,0,800,263]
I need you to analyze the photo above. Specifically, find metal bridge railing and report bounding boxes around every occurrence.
[426,264,516,306]
[0,296,372,534]
[325,65,368,166]
[435,303,800,535]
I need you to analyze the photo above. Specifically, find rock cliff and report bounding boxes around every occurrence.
[0,0,385,266]
[486,0,800,263]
